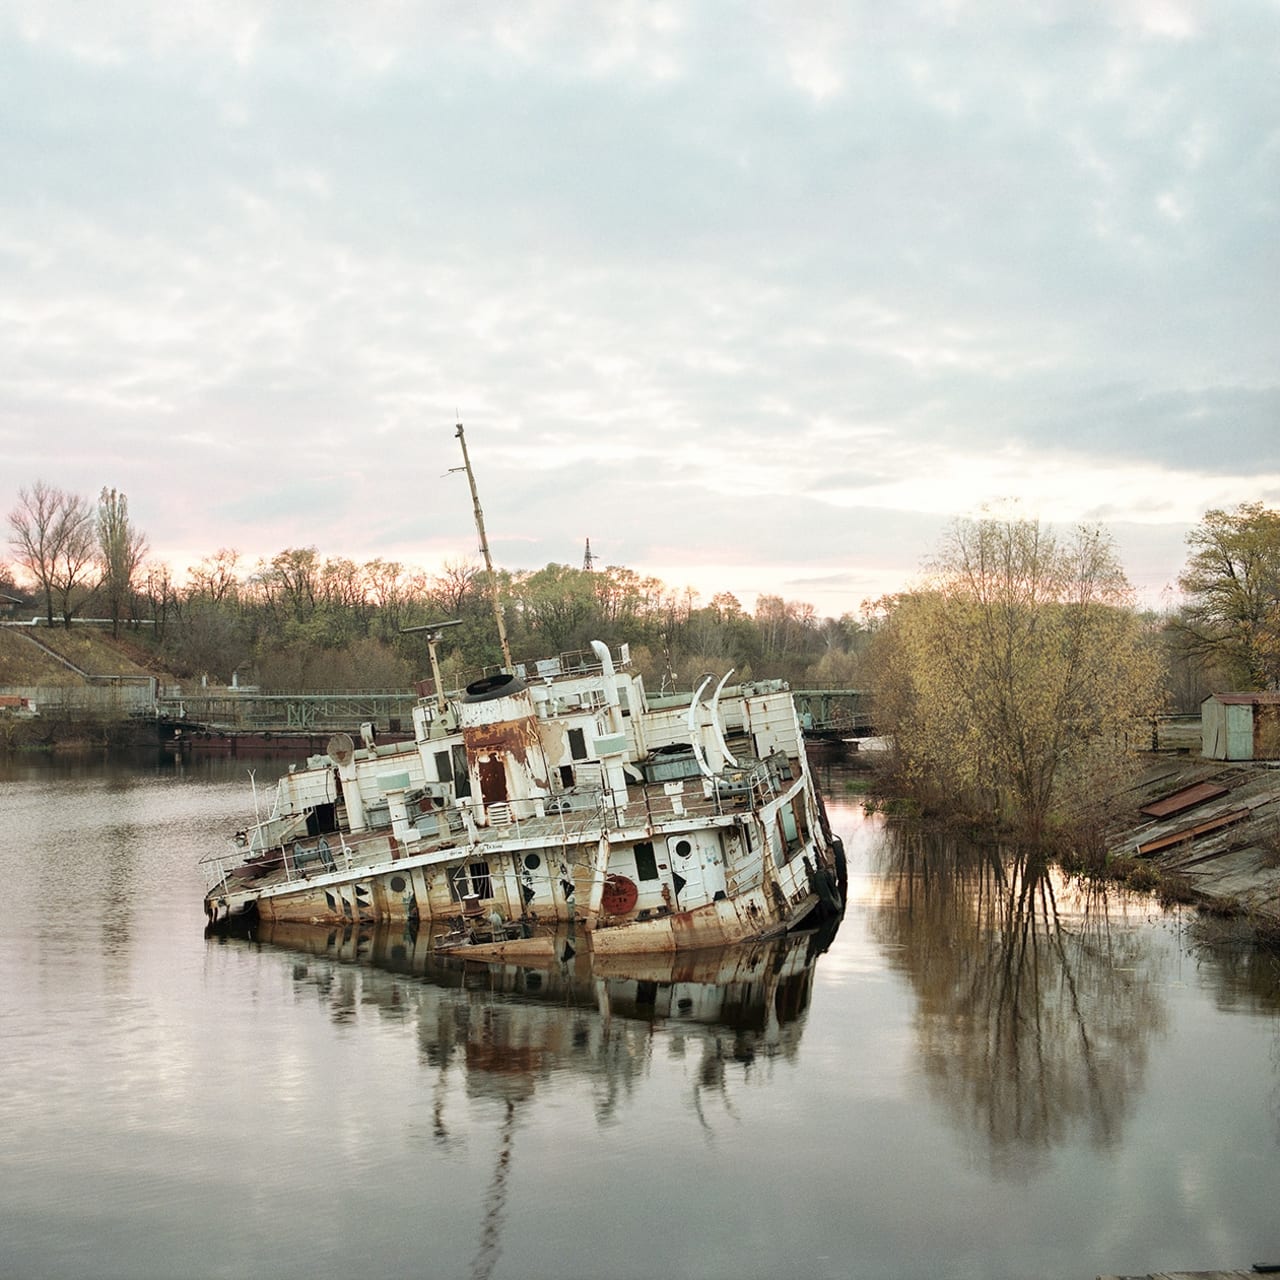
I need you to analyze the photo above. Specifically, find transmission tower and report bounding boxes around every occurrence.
[582,537,596,572]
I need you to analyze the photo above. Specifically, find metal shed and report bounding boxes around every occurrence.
[1200,692,1280,761]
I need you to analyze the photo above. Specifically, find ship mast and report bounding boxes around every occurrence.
[454,423,514,672]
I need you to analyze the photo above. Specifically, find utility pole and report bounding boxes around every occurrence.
[453,424,514,672]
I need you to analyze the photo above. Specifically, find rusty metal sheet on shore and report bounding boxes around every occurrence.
[1136,808,1251,857]
[1140,781,1229,819]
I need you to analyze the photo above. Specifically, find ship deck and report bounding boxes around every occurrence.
[203,763,796,906]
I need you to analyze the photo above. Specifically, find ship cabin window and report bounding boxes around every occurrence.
[568,727,588,761]
[433,750,452,783]
[559,765,574,789]
[775,795,807,865]
[633,841,659,882]
[449,860,493,901]
[451,745,471,799]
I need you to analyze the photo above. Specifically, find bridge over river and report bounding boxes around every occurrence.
[156,686,873,748]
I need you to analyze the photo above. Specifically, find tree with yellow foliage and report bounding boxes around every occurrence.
[1175,502,1280,691]
[871,516,1164,843]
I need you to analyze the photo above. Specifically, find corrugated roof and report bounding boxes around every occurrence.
[1202,692,1280,705]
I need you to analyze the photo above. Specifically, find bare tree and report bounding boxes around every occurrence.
[429,557,480,615]
[186,549,242,604]
[7,480,96,626]
[96,487,149,638]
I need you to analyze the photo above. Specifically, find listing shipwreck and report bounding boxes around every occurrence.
[201,640,845,956]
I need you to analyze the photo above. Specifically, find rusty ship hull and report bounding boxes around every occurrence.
[201,641,844,955]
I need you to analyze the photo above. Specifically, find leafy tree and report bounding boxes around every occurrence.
[509,563,601,653]
[255,547,321,623]
[7,480,96,627]
[160,548,251,681]
[256,636,413,691]
[96,487,149,638]
[683,593,762,673]
[870,516,1164,843]
[1174,502,1280,690]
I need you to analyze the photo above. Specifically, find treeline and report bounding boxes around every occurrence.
[2,482,868,691]
[6,482,1278,730]
[148,549,868,691]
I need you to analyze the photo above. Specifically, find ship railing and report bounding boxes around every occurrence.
[634,754,793,826]
[472,791,611,836]
[198,834,287,893]
[200,808,361,893]
[415,644,631,708]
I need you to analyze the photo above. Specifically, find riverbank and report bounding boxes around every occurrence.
[0,713,163,752]
[1107,754,1280,937]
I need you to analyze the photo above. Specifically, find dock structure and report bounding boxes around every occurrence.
[158,687,874,744]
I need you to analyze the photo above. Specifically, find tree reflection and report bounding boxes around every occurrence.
[1184,919,1280,1015]
[872,827,1168,1177]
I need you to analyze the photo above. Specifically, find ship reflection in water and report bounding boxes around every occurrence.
[246,915,833,1111]
[228,919,835,1279]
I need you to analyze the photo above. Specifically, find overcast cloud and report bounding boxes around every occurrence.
[1,1,1277,616]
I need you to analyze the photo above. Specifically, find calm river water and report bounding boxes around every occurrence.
[1,751,1278,1280]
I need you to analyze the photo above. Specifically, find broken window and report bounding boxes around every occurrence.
[776,797,806,864]
[448,860,494,901]
[633,841,659,882]
[451,745,471,798]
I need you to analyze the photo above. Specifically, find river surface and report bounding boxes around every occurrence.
[1,752,1278,1280]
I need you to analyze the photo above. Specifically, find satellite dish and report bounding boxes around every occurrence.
[326,732,354,766]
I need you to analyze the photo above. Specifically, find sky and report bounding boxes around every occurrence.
[1,1,1277,619]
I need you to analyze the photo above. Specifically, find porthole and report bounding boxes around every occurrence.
[675,839,693,857]
[389,875,407,893]
[524,853,542,871]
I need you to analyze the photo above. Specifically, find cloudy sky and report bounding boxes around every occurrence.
[2,1,1276,617]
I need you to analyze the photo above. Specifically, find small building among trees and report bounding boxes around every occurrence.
[1201,692,1280,761]
[0,591,28,619]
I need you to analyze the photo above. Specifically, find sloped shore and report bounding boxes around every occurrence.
[1109,754,1280,935]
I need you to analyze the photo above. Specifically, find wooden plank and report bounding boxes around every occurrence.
[1136,808,1251,856]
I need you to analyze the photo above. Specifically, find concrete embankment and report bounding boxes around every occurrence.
[1110,753,1280,935]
